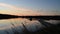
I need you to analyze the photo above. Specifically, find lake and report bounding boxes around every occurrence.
[0,18,60,34]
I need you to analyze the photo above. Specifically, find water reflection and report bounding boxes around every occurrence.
[0,18,42,31]
[0,18,60,34]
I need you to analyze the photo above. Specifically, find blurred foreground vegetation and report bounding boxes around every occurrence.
[5,19,60,34]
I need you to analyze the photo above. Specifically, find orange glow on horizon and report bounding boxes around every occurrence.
[0,3,41,16]
[0,3,59,16]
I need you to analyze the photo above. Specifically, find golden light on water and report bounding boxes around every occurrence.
[0,0,60,34]
[0,18,41,31]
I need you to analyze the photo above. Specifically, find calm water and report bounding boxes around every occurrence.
[0,18,42,31]
[0,18,60,34]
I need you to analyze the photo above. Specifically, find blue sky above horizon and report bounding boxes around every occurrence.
[0,0,60,15]
[0,0,60,30]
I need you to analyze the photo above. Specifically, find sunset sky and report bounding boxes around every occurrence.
[0,0,60,31]
[0,0,60,15]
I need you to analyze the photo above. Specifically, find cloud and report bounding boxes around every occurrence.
[0,3,41,16]
[0,3,32,11]
[0,3,59,16]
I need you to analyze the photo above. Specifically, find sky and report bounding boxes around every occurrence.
[0,0,60,31]
[0,0,60,15]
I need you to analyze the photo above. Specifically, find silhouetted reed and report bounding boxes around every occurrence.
[5,19,60,34]
[4,30,9,34]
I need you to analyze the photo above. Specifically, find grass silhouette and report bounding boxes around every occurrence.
[5,19,60,34]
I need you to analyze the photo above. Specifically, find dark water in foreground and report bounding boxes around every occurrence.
[0,18,60,34]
